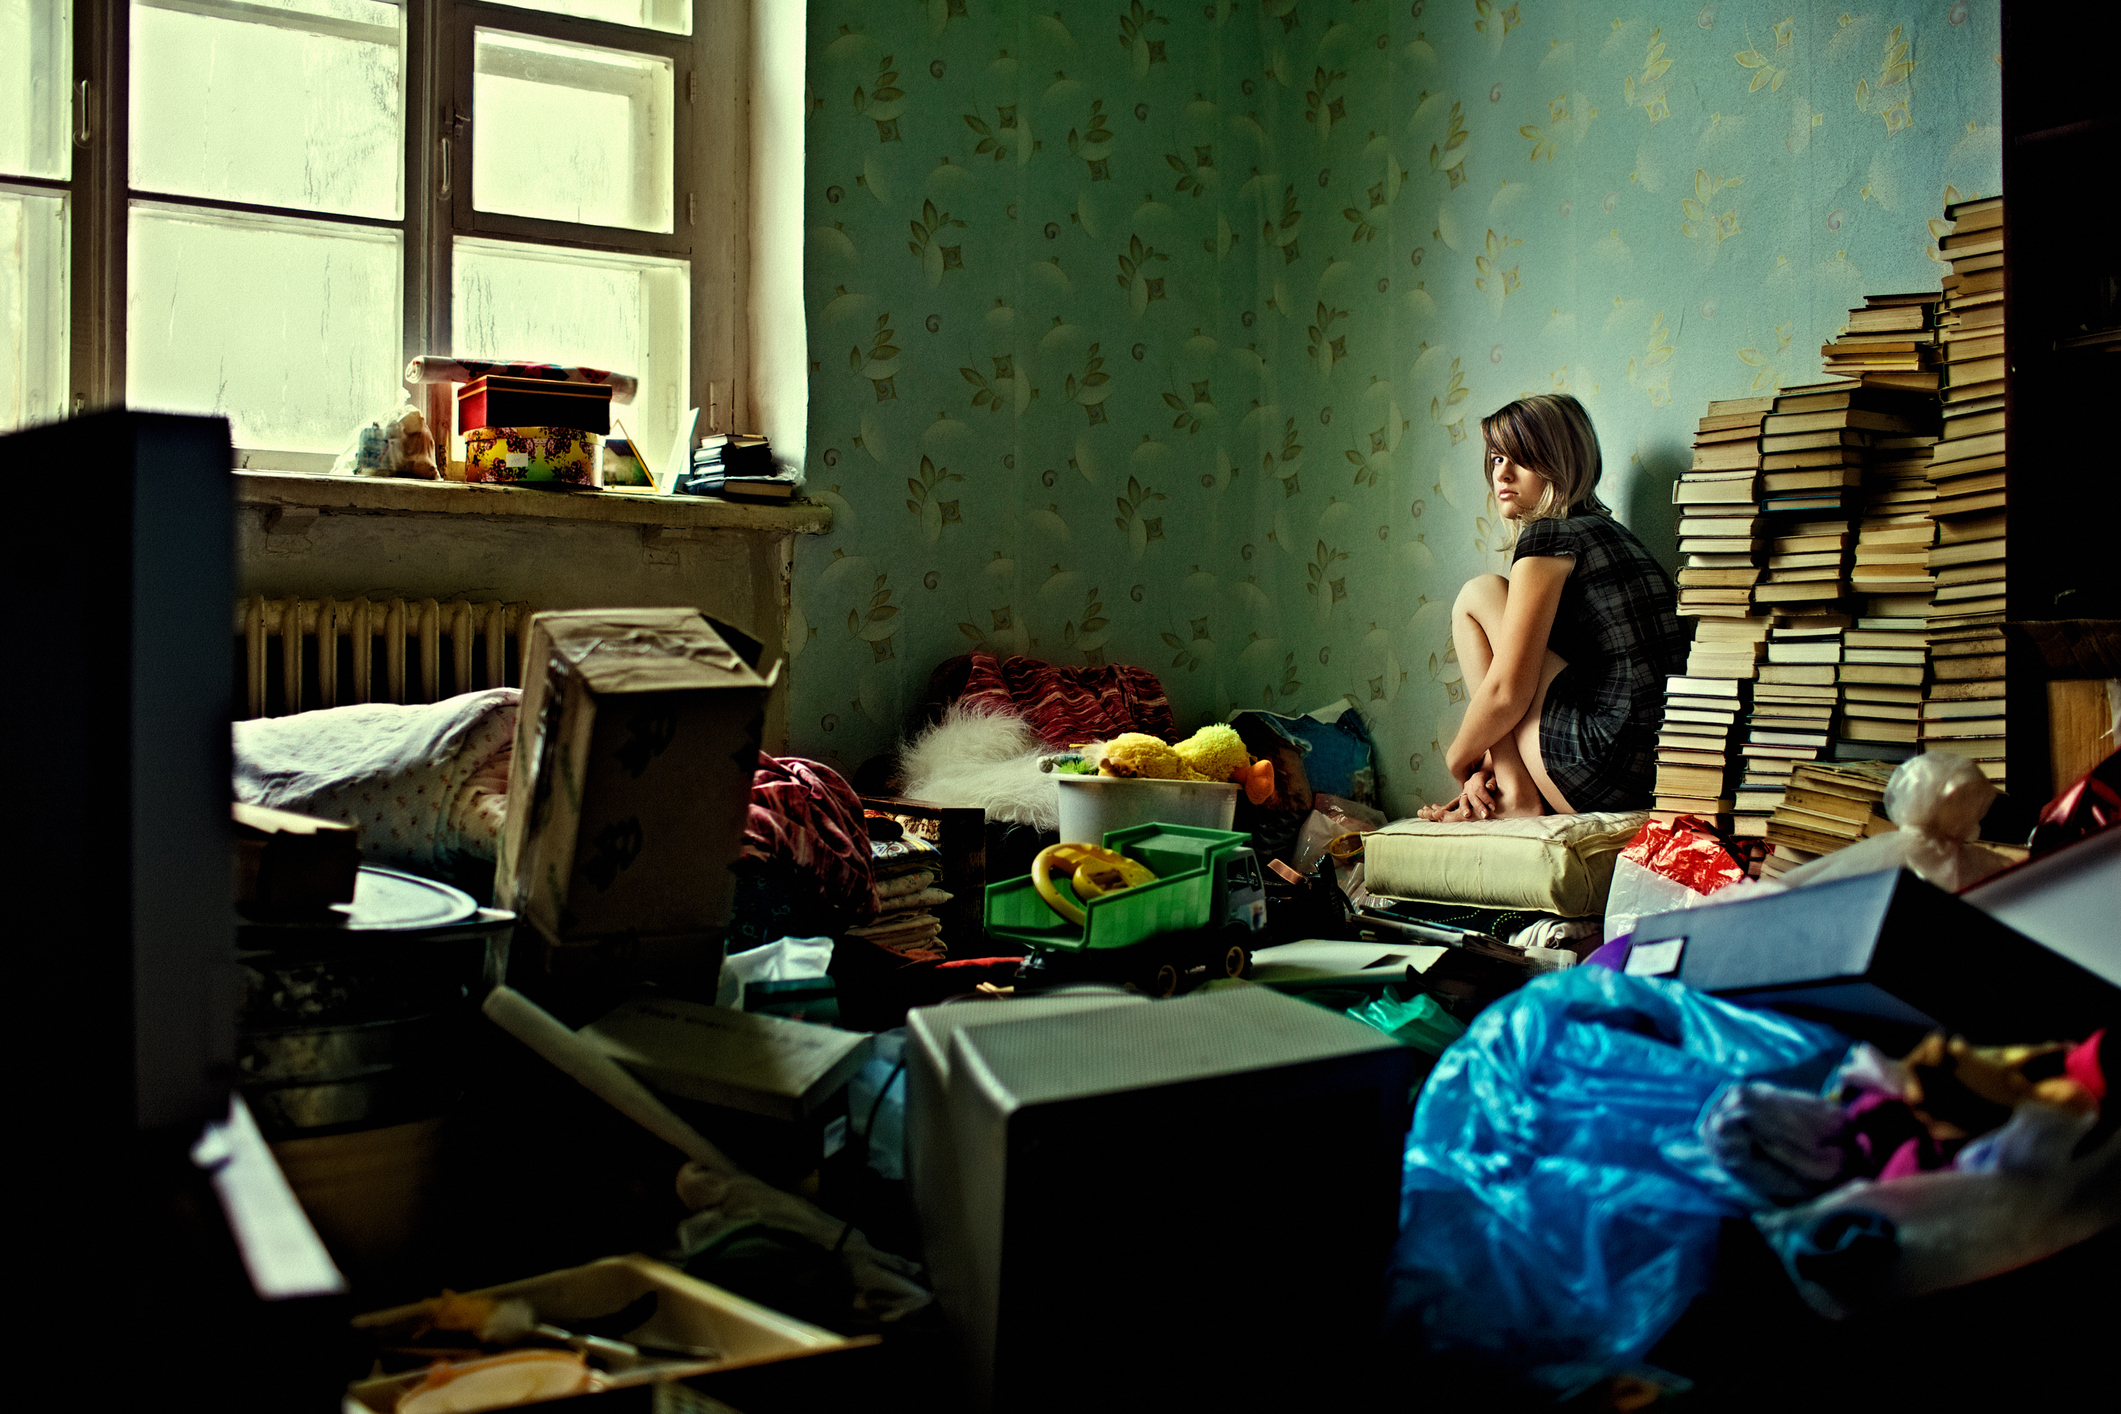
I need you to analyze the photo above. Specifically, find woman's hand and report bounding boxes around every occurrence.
[1460,767,1501,820]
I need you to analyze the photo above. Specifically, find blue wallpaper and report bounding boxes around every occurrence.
[787,0,2001,815]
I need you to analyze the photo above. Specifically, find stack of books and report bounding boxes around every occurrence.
[1760,758,1897,879]
[1728,620,1847,840]
[1675,396,1774,619]
[1820,292,1942,391]
[1922,194,2009,781]
[679,433,799,501]
[1838,615,1930,757]
[1924,623,2008,783]
[1652,671,1749,814]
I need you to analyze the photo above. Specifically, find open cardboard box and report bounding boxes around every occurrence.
[347,1255,875,1412]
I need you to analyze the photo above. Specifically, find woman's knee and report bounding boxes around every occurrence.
[1455,572,1509,619]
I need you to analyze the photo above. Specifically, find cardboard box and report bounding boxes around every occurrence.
[232,801,359,916]
[458,374,613,435]
[1627,866,2121,1047]
[581,996,872,1124]
[347,1254,874,1411]
[495,610,778,977]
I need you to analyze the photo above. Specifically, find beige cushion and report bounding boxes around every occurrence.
[1362,811,1652,918]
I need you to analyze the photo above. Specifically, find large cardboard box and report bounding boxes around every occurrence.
[1628,866,2121,1047]
[495,610,777,978]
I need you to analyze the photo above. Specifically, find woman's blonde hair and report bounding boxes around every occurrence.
[1481,393,1611,532]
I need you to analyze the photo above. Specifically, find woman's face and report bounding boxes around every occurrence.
[1489,451,1549,521]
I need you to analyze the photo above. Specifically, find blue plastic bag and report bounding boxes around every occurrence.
[1386,967,1852,1395]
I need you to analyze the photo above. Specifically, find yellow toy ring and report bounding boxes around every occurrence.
[1324,830,1368,861]
[1030,844,1156,927]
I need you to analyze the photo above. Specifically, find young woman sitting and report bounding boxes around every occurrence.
[1419,394,1688,822]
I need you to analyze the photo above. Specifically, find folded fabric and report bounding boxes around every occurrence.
[1364,811,1651,917]
[875,887,952,916]
[845,912,941,941]
[402,355,637,403]
[233,687,517,874]
[874,869,937,901]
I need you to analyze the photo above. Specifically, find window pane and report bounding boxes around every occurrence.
[453,236,686,460]
[473,28,672,234]
[129,202,401,452]
[130,0,403,220]
[484,0,689,38]
[0,185,69,430]
[0,0,72,180]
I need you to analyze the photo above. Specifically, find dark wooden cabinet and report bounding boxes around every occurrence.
[2000,6,2121,804]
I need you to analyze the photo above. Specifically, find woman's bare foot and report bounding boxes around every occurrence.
[1416,795,1478,822]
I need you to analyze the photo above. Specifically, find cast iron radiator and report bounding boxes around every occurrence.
[235,596,535,718]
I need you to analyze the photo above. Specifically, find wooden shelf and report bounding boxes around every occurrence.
[232,470,833,535]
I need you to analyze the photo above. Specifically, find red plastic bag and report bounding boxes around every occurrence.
[1602,817,1747,944]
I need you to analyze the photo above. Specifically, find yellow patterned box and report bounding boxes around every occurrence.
[463,426,601,486]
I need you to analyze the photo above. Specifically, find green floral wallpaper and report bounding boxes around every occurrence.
[787,0,2001,816]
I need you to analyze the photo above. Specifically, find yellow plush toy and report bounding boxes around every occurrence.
[1096,724,1277,805]
[1174,723,1248,782]
[1096,732,1205,781]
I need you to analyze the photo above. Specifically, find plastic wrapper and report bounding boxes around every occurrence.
[1289,792,1387,876]
[1772,752,2014,892]
[1386,966,1852,1397]
[1345,991,1465,1055]
[1602,817,1748,944]
[847,1029,908,1180]
[330,403,439,479]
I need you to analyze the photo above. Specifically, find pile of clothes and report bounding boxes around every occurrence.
[844,823,950,963]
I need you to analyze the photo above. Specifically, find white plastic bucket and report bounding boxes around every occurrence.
[1054,775,1241,844]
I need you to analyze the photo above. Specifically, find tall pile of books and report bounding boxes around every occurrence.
[1675,396,1773,619]
[1653,190,2011,862]
[1760,758,1896,879]
[1922,195,2008,781]
[1728,619,1842,838]
[1821,292,1942,392]
[1658,397,1776,814]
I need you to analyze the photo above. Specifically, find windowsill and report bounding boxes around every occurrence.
[232,469,833,534]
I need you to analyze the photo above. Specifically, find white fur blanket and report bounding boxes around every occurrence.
[897,704,1058,830]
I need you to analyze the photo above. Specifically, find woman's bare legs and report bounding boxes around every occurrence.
[1418,573,1574,820]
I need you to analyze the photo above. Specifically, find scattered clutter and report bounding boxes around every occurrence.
[336,403,440,479]
[202,580,2114,1412]
[345,1254,863,1410]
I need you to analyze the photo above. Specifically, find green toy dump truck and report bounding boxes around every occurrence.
[984,824,1268,996]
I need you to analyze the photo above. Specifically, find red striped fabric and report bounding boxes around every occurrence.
[953,650,1176,748]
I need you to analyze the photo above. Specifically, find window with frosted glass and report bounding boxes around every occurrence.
[129,0,404,220]
[128,204,401,452]
[453,235,686,457]
[484,0,688,37]
[0,0,72,182]
[472,28,672,233]
[1,186,69,431]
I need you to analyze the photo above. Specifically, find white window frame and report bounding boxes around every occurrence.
[29,0,753,464]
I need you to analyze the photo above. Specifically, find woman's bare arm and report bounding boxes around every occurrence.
[1445,553,1570,786]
